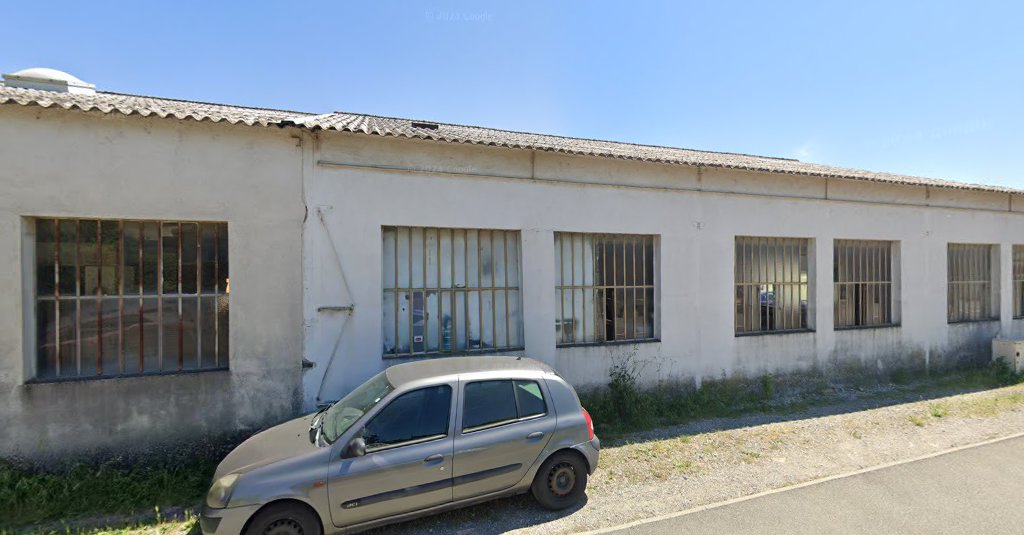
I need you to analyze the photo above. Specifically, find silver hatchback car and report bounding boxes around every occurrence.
[200,357,600,535]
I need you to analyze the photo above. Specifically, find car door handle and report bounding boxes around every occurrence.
[526,431,545,440]
[423,454,444,463]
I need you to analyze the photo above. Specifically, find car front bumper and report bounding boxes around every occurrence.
[200,504,261,535]
[573,436,601,474]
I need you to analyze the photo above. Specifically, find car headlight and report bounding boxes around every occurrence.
[206,474,240,509]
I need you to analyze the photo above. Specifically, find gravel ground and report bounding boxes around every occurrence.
[26,382,1024,535]
[370,383,1024,535]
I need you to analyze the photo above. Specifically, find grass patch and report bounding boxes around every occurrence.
[0,461,213,529]
[929,403,949,418]
[908,415,928,427]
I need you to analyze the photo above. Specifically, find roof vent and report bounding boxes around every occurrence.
[410,121,439,130]
[2,67,96,94]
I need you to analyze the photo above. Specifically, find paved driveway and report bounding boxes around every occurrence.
[606,435,1024,535]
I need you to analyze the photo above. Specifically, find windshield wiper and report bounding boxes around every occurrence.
[308,404,332,445]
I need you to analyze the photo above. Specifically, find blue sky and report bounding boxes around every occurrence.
[3,1,1021,187]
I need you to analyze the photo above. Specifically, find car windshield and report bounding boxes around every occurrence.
[321,372,394,445]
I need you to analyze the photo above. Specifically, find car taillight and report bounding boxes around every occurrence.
[582,408,595,440]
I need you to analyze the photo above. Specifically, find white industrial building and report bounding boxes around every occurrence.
[2,68,1023,460]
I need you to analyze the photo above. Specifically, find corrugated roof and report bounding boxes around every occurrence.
[1,84,1018,195]
[0,85,309,127]
[287,112,1021,195]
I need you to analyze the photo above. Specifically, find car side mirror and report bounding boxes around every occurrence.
[343,436,366,459]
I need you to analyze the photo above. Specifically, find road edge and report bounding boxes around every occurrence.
[582,430,1024,534]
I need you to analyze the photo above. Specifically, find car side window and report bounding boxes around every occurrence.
[514,380,546,418]
[463,380,518,432]
[362,384,452,451]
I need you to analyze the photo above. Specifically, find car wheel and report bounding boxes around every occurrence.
[244,502,322,535]
[531,451,588,510]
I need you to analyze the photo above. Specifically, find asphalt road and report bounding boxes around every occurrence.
[607,435,1024,535]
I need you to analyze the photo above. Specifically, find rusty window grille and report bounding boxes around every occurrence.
[947,243,998,323]
[1014,246,1024,319]
[554,233,656,345]
[834,240,895,329]
[33,218,229,380]
[735,236,810,335]
[382,227,522,357]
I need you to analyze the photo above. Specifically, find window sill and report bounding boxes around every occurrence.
[382,347,525,361]
[835,324,901,332]
[24,367,229,386]
[735,329,815,338]
[947,319,1001,325]
[556,339,660,349]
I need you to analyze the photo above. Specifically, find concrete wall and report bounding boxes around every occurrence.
[303,132,1024,405]
[0,106,306,461]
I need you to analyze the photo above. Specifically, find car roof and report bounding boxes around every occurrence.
[384,356,555,388]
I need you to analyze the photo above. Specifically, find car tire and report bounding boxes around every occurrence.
[531,450,588,510]
[244,502,322,535]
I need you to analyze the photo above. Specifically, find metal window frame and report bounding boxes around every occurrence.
[1014,245,1024,319]
[381,226,523,358]
[947,243,998,323]
[554,232,657,346]
[734,236,812,336]
[833,239,896,329]
[32,217,229,381]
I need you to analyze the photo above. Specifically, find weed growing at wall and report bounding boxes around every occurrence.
[580,353,1024,439]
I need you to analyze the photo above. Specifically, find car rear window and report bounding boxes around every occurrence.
[463,379,547,432]
[514,380,546,418]
[463,380,518,431]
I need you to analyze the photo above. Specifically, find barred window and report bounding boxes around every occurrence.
[554,233,656,345]
[947,243,998,323]
[382,227,522,357]
[1015,246,1024,319]
[34,219,229,380]
[735,237,810,335]
[834,240,895,328]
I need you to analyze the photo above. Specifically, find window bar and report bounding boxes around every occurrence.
[195,223,202,369]
[477,230,483,351]
[570,233,576,344]
[464,230,469,351]
[75,219,82,376]
[138,222,145,372]
[613,236,619,339]
[54,220,62,376]
[749,238,755,333]
[437,228,442,353]
[418,229,425,354]
[449,229,456,352]
[96,220,103,376]
[504,231,510,348]
[157,222,164,371]
[626,234,634,336]
[582,235,588,343]
[641,235,647,339]
[177,222,184,370]
[117,220,124,374]
[211,223,219,367]
[491,231,497,350]
[408,228,414,354]
[601,236,608,342]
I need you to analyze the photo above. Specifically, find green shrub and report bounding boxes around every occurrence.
[0,460,214,528]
